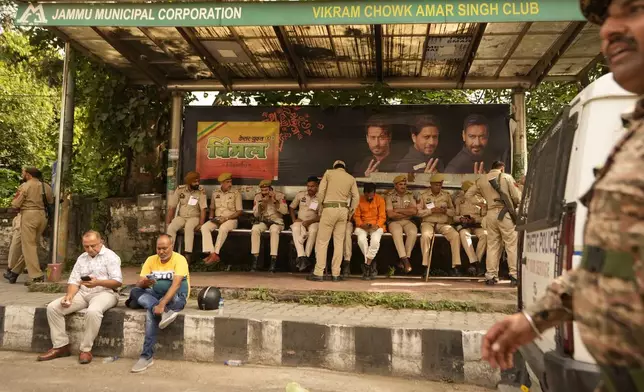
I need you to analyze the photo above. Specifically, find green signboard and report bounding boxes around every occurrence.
[15,0,585,27]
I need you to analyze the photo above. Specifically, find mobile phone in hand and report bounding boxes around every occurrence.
[146,274,155,280]
[81,276,91,282]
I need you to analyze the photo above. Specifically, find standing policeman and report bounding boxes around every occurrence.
[166,171,207,258]
[309,160,359,282]
[4,167,53,284]
[201,173,242,265]
[482,4,644,390]
[465,161,520,285]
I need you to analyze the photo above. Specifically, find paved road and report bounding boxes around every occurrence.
[0,351,491,392]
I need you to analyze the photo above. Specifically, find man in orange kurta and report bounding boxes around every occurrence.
[352,183,387,280]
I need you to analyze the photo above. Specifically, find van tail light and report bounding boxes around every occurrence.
[559,205,576,355]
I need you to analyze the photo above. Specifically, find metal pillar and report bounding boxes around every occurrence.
[512,90,528,177]
[165,91,183,224]
[51,43,75,265]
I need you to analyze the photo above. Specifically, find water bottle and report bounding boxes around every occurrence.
[218,297,224,316]
[224,359,242,366]
[102,356,119,363]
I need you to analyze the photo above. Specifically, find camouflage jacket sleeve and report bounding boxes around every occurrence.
[525,269,578,332]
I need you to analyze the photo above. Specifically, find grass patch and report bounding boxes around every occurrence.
[28,282,514,314]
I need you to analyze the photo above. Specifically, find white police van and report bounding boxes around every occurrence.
[517,73,637,392]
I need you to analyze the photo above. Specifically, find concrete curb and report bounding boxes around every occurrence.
[0,304,501,388]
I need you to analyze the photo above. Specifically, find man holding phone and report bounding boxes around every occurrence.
[37,231,122,364]
[353,183,386,280]
[250,180,288,272]
[126,234,190,373]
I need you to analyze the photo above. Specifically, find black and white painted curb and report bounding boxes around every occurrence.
[0,304,504,387]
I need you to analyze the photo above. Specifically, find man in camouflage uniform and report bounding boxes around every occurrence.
[454,180,487,276]
[385,175,418,274]
[201,173,242,265]
[251,180,288,273]
[482,2,644,391]
[417,174,462,276]
[166,171,207,258]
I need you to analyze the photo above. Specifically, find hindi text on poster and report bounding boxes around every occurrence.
[196,122,279,181]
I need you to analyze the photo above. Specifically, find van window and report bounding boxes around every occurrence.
[518,107,578,232]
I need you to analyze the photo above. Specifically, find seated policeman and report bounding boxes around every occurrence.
[126,234,190,373]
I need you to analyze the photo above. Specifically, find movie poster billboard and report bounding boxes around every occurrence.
[183,104,511,185]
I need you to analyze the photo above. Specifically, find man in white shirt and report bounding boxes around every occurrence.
[36,230,123,365]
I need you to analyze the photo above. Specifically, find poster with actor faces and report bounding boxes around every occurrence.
[183,105,511,185]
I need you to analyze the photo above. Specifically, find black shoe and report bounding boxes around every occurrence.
[467,262,480,277]
[306,274,323,282]
[5,271,18,284]
[295,257,305,270]
[250,256,258,272]
[370,263,378,278]
[361,264,371,281]
[268,257,277,273]
[485,278,498,286]
[332,276,343,282]
[341,261,351,277]
[448,268,463,277]
[509,276,518,287]
[299,257,312,272]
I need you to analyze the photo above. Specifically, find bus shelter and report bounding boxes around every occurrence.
[14,0,603,265]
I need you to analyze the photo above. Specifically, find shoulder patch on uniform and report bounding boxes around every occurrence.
[177,185,187,189]
[179,193,186,199]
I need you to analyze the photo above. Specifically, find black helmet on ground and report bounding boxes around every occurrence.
[197,286,222,310]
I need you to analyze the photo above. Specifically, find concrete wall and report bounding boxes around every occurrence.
[103,198,160,265]
[0,209,17,268]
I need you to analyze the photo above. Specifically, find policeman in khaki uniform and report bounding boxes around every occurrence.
[417,174,462,276]
[251,180,288,272]
[482,2,644,389]
[166,171,207,257]
[385,175,417,274]
[309,160,359,282]
[202,173,242,265]
[341,221,353,276]
[3,167,53,284]
[454,180,487,276]
[465,161,520,285]
[289,176,321,272]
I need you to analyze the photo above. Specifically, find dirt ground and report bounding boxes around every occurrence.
[0,351,494,392]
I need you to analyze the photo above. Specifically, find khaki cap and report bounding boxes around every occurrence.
[259,179,272,187]
[393,175,407,184]
[462,180,473,191]
[218,172,232,182]
[430,173,445,183]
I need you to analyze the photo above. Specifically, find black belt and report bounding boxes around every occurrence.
[579,245,635,281]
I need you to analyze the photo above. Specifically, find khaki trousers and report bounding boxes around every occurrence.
[291,222,319,258]
[459,227,487,263]
[484,210,518,279]
[167,216,199,253]
[314,207,348,277]
[47,290,119,352]
[10,210,46,278]
[388,219,417,259]
[251,222,283,256]
[201,219,238,254]
[420,223,461,267]
[344,221,353,261]
[7,215,24,271]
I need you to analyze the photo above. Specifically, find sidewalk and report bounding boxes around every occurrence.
[0,282,510,388]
